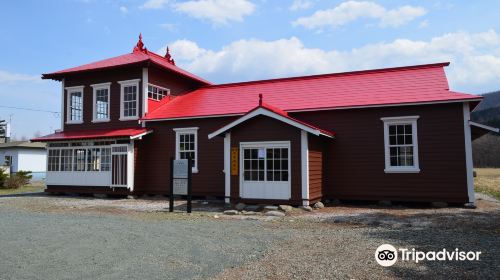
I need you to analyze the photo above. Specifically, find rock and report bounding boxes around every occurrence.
[242,211,258,215]
[473,170,477,177]
[265,211,285,217]
[299,205,313,212]
[213,215,220,219]
[263,205,279,211]
[278,205,293,212]
[378,200,392,207]
[463,202,476,209]
[235,202,246,211]
[244,205,261,211]
[431,202,448,208]
[223,210,239,215]
[93,193,107,199]
[127,195,139,199]
[313,202,325,209]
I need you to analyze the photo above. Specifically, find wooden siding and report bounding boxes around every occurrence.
[291,103,469,203]
[63,66,144,131]
[229,115,303,204]
[148,65,201,96]
[308,135,326,202]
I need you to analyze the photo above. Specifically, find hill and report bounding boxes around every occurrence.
[471,90,500,168]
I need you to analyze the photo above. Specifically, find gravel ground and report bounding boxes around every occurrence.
[0,193,499,280]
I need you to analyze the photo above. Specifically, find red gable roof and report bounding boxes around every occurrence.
[42,35,210,85]
[31,128,151,142]
[143,62,481,121]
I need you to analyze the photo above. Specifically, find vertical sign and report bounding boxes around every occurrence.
[169,157,192,213]
[230,147,238,176]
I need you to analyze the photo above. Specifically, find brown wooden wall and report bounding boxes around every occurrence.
[229,115,303,204]
[133,117,237,196]
[148,65,201,96]
[291,102,469,203]
[308,134,327,203]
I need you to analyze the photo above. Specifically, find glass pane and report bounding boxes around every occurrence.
[405,135,412,145]
[244,171,250,181]
[267,171,273,181]
[281,148,288,158]
[397,125,404,134]
[389,125,396,135]
[282,171,289,181]
[404,124,412,134]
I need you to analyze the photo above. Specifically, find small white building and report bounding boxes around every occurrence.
[0,141,47,180]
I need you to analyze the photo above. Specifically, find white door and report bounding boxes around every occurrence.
[240,142,291,200]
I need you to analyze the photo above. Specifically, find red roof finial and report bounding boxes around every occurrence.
[165,46,175,65]
[133,33,146,53]
[259,94,263,106]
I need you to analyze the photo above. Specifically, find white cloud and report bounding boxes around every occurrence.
[0,70,40,84]
[293,1,426,29]
[119,6,128,13]
[159,23,176,31]
[290,0,312,11]
[164,30,500,90]
[419,19,429,28]
[139,0,169,10]
[174,0,255,25]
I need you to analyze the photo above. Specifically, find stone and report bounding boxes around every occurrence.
[93,193,107,199]
[431,202,448,208]
[242,211,258,215]
[244,205,261,211]
[299,205,313,212]
[213,215,220,219]
[313,202,325,209]
[127,195,139,199]
[235,202,246,211]
[473,170,477,177]
[265,211,285,217]
[378,200,392,207]
[223,210,239,215]
[278,205,293,212]
[263,205,279,211]
[463,202,476,209]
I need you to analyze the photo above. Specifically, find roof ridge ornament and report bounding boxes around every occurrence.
[165,47,175,65]
[133,33,148,53]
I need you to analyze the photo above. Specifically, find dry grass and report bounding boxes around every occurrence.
[0,181,45,196]
[475,168,500,200]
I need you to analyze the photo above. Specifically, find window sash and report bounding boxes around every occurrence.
[69,91,83,121]
[95,88,109,120]
[174,128,198,172]
[382,116,420,173]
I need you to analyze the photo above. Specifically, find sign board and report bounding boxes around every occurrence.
[173,179,188,195]
[230,147,238,176]
[173,159,189,179]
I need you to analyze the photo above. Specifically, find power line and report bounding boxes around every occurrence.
[0,105,60,115]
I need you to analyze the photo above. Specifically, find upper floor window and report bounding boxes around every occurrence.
[91,82,111,122]
[66,86,84,124]
[174,127,198,173]
[118,79,140,120]
[381,116,420,173]
[148,84,170,101]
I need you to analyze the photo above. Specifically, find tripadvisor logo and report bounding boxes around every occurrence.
[375,244,481,267]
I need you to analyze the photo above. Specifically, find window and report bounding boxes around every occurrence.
[60,149,73,171]
[91,83,110,122]
[74,149,86,171]
[101,148,111,171]
[381,116,420,173]
[174,127,198,172]
[118,79,140,120]
[4,155,12,166]
[48,150,60,171]
[243,146,289,182]
[87,148,101,171]
[66,86,84,124]
[148,84,170,101]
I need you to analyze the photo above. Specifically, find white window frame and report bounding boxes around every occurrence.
[381,116,420,173]
[174,127,199,173]
[65,86,84,124]
[147,83,171,101]
[118,79,140,121]
[91,82,111,123]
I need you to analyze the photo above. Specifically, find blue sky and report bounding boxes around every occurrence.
[1,0,499,139]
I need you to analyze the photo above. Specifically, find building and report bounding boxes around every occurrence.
[32,35,498,206]
[0,141,47,180]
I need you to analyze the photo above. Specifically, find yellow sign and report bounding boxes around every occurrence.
[231,147,238,176]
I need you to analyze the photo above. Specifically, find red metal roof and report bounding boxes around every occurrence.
[143,62,482,121]
[42,36,210,85]
[31,128,151,142]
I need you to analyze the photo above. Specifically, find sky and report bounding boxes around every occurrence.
[1,0,499,139]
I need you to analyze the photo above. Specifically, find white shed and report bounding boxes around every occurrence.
[0,141,47,180]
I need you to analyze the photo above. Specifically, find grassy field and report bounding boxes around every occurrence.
[0,181,45,196]
[474,168,500,200]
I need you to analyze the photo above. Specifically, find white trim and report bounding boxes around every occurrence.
[65,86,84,124]
[301,130,309,206]
[381,116,420,173]
[463,103,475,204]
[469,121,499,133]
[208,107,333,139]
[119,79,140,121]
[91,82,111,123]
[60,78,65,131]
[127,141,135,190]
[141,99,483,123]
[142,68,148,116]
[224,132,231,203]
[174,127,199,173]
[130,130,153,140]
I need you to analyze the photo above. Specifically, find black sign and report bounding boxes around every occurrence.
[169,157,192,213]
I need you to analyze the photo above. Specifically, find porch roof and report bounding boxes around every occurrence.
[31,128,152,142]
